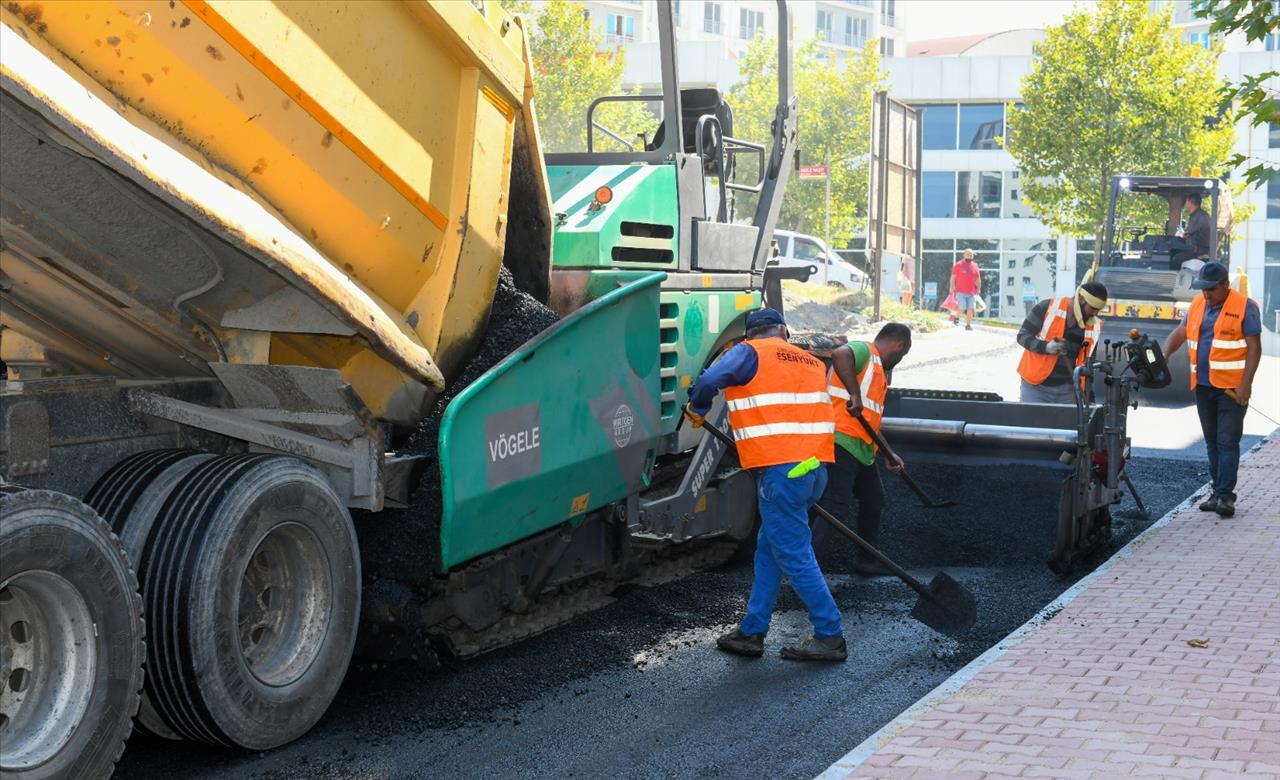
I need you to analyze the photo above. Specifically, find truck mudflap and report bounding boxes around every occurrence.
[437,272,665,570]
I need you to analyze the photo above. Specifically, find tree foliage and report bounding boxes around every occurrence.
[728,37,884,247]
[1007,0,1235,249]
[507,0,651,154]
[1196,0,1280,186]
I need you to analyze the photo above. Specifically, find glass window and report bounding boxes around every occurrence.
[923,239,954,251]
[816,9,832,39]
[923,172,956,218]
[606,14,636,42]
[1003,171,1032,218]
[918,104,957,150]
[1271,119,1280,148]
[739,9,763,38]
[1270,179,1280,219]
[958,104,1004,150]
[1075,239,1096,284]
[793,238,824,261]
[1185,31,1212,48]
[957,171,1002,218]
[1265,242,1280,334]
[881,37,894,57]
[1004,239,1056,253]
[704,2,721,34]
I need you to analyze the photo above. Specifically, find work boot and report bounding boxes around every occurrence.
[851,554,893,578]
[780,635,847,662]
[1198,493,1219,512]
[1216,495,1235,518]
[716,629,764,658]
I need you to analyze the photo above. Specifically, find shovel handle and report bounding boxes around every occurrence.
[852,413,943,508]
[809,503,931,597]
[687,409,932,598]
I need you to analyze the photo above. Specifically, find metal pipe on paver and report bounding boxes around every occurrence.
[882,418,1078,449]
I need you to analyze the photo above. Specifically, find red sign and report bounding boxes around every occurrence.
[798,165,828,179]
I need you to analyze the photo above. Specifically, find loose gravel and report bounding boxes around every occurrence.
[356,267,560,586]
[114,454,1206,780]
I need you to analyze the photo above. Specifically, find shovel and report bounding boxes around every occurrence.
[689,413,977,638]
[853,412,958,509]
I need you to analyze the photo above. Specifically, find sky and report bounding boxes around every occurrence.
[900,0,1082,42]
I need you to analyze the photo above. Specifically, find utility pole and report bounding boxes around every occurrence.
[823,149,831,285]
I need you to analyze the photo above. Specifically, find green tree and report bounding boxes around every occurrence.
[1007,0,1235,261]
[1196,0,1280,186]
[507,0,651,153]
[728,37,884,247]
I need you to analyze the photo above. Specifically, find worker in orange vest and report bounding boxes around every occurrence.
[1015,282,1109,404]
[817,323,912,577]
[1161,262,1262,518]
[685,308,845,662]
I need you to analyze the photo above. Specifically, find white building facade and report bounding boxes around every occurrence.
[887,13,1279,355]
[577,0,904,91]
[558,0,1279,351]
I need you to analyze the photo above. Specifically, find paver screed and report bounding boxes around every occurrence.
[827,435,1280,780]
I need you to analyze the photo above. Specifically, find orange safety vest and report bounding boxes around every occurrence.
[1016,297,1101,387]
[827,343,888,452]
[724,338,835,469]
[1185,289,1251,390]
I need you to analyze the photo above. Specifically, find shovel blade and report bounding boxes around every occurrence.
[909,571,977,638]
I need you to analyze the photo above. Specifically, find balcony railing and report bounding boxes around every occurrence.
[880,13,896,26]
[704,19,721,34]
[605,32,635,45]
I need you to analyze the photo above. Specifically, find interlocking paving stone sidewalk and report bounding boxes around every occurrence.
[825,435,1280,780]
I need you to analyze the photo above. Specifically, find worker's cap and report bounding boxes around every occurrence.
[1191,261,1229,290]
[746,308,786,330]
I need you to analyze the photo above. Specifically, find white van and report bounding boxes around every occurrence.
[773,230,869,289]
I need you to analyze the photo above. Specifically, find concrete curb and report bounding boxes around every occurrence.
[813,434,1273,780]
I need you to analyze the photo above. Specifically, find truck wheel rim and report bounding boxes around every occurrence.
[0,572,96,770]
[237,520,332,688]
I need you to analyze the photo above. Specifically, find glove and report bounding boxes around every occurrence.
[1044,339,1064,355]
[683,405,706,428]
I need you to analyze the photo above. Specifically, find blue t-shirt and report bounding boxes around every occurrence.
[1184,298,1261,386]
[688,341,759,414]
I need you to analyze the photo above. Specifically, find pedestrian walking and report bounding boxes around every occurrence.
[816,323,912,577]
[685,308,845,662]
[949,249,981,330]
[1016,282,1108,404]
[897,268,914,308]
[1161,262,1262,518]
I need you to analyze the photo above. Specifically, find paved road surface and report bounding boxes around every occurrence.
[113,326,1271,780]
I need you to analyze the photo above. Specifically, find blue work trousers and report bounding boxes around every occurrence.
[1195,385,1246,499]
[740,463,843,639]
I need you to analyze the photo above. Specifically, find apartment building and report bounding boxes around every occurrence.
[888,2,1278,356]
[578,0,905,91]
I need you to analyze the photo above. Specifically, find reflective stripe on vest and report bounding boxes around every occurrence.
[723,338,836,468]
[1016,297,1100,387]
[829,343,887,450]
[1185,290,1251,390]
[727,391,831,411]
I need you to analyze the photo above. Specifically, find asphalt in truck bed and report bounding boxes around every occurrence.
[113,457,1208,780]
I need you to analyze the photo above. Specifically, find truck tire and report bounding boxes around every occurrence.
[140,454,360,749]
[0,489,144,780]
[84,449,214,741]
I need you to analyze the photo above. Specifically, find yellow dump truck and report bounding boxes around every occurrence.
[1,1,801,775]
